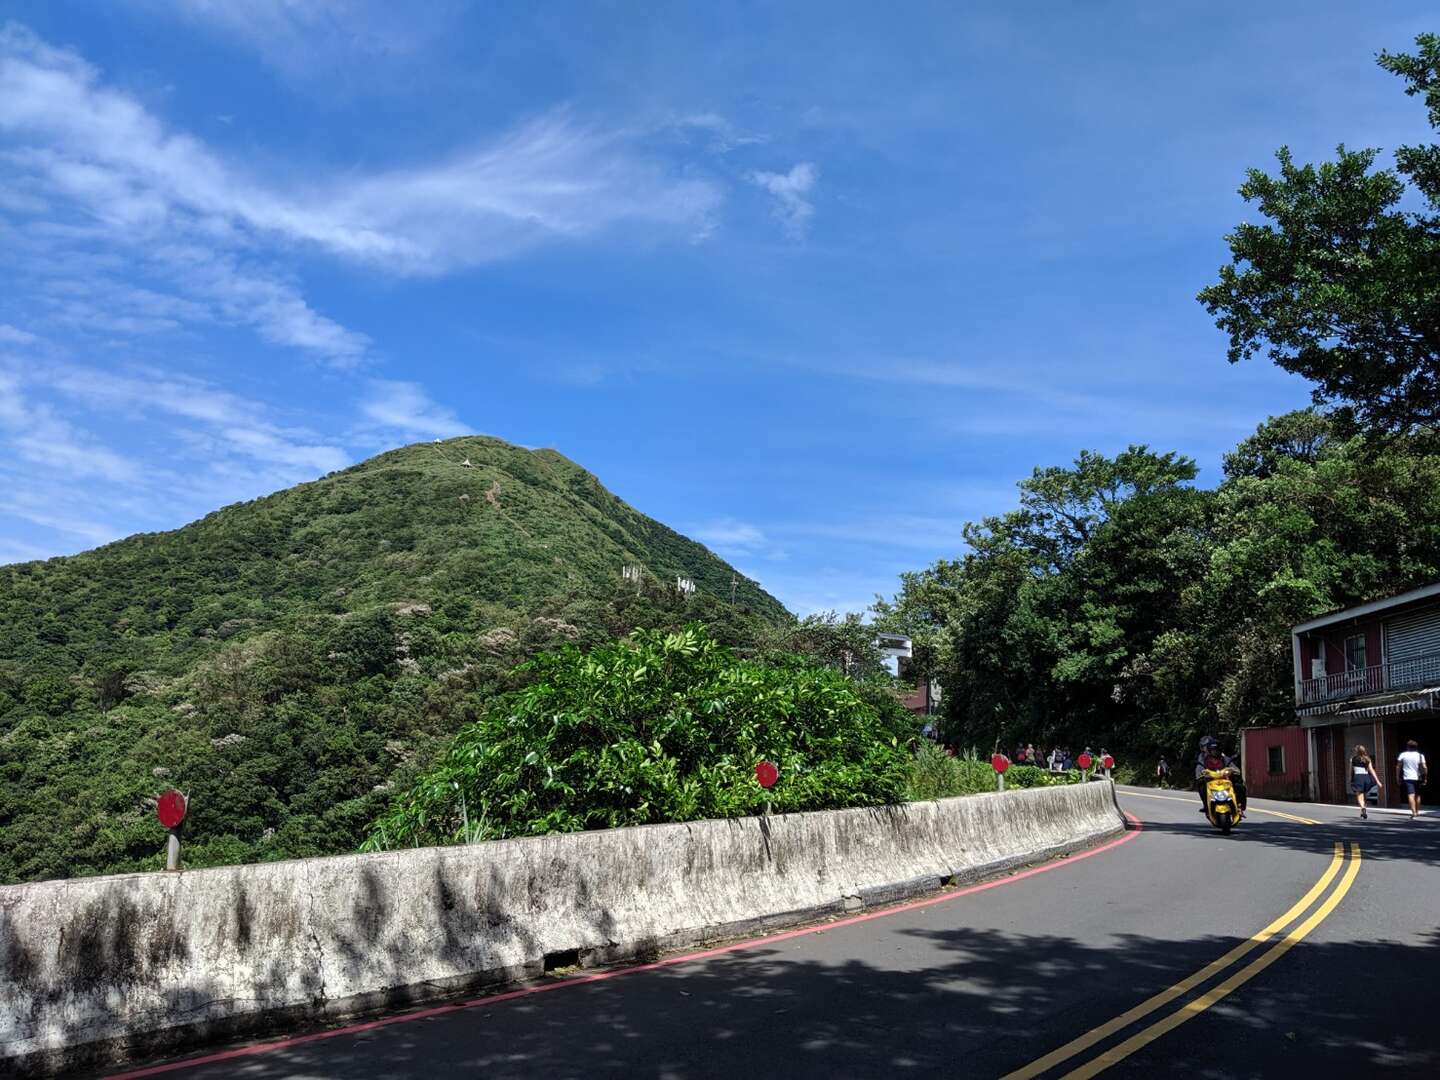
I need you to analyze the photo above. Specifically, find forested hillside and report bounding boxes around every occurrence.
[0,437,786,883]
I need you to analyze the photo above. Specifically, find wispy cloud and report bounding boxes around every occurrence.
[0,26,724,280]
[748,162,817,240]
[0,370,139,482]
[361,379,470,440]
[158,0,453,90]
[0,357,364,562]
[674,112,769,153]
[691,517,788,561]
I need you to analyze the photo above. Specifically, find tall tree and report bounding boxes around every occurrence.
[1198,34,1440,433]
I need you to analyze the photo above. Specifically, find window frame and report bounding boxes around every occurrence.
[1344,633,1367,672]
[1267,745,1285,775]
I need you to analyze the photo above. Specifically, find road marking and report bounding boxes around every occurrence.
[106,817,1145,1079]
[1119,789,1321,825]
[1060,841,1362,1078]
[999,841,1345,1080]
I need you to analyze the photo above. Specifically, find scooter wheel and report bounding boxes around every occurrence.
[1218,819,1233,834]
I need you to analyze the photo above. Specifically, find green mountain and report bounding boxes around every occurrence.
[0,436,787,883]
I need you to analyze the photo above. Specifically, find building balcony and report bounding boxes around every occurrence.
[1297,650,1440,706]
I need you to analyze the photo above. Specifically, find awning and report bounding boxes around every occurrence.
[1298,693,1437,725]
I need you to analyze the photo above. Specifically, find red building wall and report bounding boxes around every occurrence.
[1243,726,1309,800]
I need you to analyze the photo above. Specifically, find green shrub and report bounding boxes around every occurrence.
[363,625,917,849]
[903,741,993,799]
[903,743,1083,800]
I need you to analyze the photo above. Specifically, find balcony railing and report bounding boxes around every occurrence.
[1298,650,1440,705]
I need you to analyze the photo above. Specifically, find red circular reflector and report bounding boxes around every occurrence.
[1102,754,1115,770]
[754,761,779,789]
[156,789,187,830]
[991,753,1010,774]
[1077,752,1094,770]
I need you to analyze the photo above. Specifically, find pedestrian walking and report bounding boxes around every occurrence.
[1156,755,1171,787]
[1397,740,1429,819]
[1350,745,1382,819]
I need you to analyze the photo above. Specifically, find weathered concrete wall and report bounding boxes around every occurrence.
[0,782,1124,1074]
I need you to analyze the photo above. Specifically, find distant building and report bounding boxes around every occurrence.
[1254,583,1440,806]
[873,632,940,716]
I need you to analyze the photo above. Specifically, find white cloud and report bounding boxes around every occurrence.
[217,425,349,473]
[330,113,724,273]
[748,162,817,240]
[361,379,470,440]
[0,27,724,279]
[0,370,140,482]
[0,323,36,344]
[36,363,351,475]
[691,517,788,561]
[674,113,769,153]
[157,0,451,89]
[693,518,769,552]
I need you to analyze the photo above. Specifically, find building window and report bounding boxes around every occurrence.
[1267,746,1285,774]
[1344,634,1367,671]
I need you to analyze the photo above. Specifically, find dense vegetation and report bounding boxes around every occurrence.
[365,625,916,849]
[0,437,787,883]
[875,415,1440,762]
[876,36,1440,766]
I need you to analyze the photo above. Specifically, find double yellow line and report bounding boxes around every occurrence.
[1002,841,1362,1079]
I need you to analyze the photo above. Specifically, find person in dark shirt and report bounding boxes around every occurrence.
[1193,735,1247,815]
[1350,745,1383,819]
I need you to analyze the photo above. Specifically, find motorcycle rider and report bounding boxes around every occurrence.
[1194,735,1247,816]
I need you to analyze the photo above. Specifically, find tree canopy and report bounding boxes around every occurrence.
[1198,34,1440,434]
[874,424,1440,761]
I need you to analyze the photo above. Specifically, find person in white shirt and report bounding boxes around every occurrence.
[1396,740,1428,820]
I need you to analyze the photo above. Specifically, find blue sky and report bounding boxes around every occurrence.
[0,3,1435,615]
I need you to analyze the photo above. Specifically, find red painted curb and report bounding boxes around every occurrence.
[108,813,1144,1079]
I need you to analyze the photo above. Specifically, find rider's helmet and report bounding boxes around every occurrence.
[1199,735,1218,751]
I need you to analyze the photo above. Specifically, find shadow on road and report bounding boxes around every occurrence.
[1136,810,1440,868]
[157,913,1440,1079]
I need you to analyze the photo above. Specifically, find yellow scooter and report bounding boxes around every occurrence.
[1203,767,1243,833]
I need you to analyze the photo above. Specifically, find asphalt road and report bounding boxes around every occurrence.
[115,787,1440,1079]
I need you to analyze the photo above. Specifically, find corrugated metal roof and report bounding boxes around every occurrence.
[1292,582,1440,635]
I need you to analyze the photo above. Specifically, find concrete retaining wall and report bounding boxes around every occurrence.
[0,782,1125,1075]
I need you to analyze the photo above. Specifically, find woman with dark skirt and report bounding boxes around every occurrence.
[1351,745,1383,819]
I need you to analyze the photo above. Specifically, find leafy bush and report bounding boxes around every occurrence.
[364,626,918,849]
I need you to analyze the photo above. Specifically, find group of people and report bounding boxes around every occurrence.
[1012,744,1107,773]
[1350,740,1429,820]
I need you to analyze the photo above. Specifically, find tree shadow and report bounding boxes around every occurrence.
[129,914,1440,1079]
[1135,810,1440,869]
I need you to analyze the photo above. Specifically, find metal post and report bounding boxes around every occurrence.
[165,831,181,872]
[997,773,1005,792]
